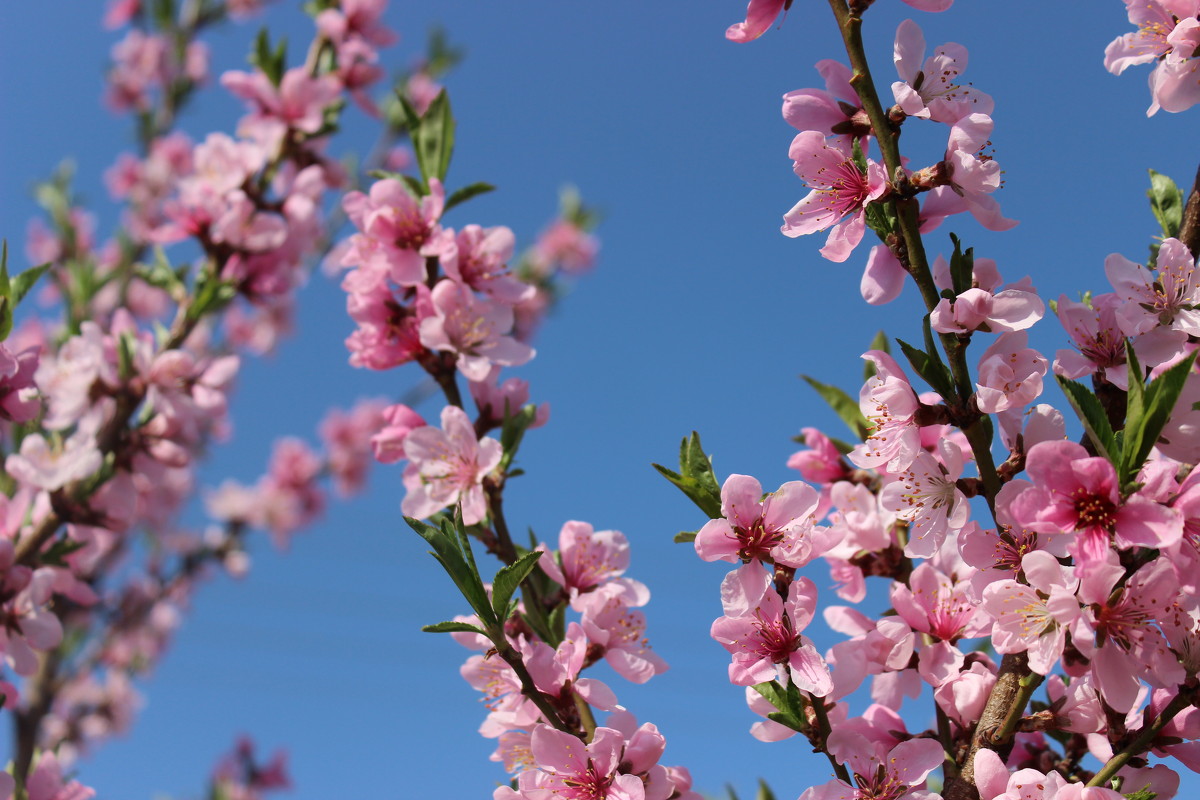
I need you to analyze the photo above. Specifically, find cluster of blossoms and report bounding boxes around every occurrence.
[654,2,1200,800]
[325,54,703,793]
[0,0,422,794]
[1106,0,1200,115]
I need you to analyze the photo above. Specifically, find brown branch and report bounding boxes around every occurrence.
[1179,161,1200,257]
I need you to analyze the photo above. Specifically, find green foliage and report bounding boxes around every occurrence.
[1121,348,1197,485]
[948,233,974,296]
[401,89,457,190]
[750,680,808,733]
[1148,169,1184,239]
[406,515,497,628]
[490,550,543,622]
[653,432,723,521]
[250,28,287,86]
[421,620,487,635]
[802,375,869,441]
[1056,375,1119,466]
[444,182,497,213]
[896,316,955,400]
[499,404,540,471]
[0,242,51,341]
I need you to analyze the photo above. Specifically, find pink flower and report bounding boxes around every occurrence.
[709,562,832,695]
[510,725,648,800]
[921,113,1017,232]
[24,752,94,800]
[695,474,837,568]
[879,439,969,557]
[418,279,535,381]
[539,520,647,606]
[1106,238,1200,336]
[1011,440,1182,570]
[781,131,889,262]
[371,403,426,464]
[221,66,341,137]
[577,584,669,684]
[801,733,943,800]
[401,405,502,525]
[443,225,534,305]
[983,551,1081,674]
[849,350,922,473]
[973,331,1048,414]
[891,19,993,123]
[1053,293,1130,389]
[726,0,788,43]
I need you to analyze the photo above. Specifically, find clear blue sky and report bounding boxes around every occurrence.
[1,2,1198,798]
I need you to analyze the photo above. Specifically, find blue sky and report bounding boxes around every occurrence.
[2,1,1198,798]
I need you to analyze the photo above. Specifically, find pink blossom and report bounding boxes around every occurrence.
[23,752,94,800]
[401,405,502,525]
[6,430,102,492]
[538,520,641,601]
[0,344,40,422]
[371,403,426,464]
[695,474,837,568]
[443,225,535,305]
[340,177,447,288]
[530,219,598,277]
[418,279,535,381]
[782,131,889,262]
[782,60,867,148]
[1106,238,1200,336]
[510,725,647,800]
[849,350,922,473]
[801,733,943,800]
[1011,440,1182,570]
[726,0,788,43]
[921,113,1017,232]
[983,551,1081,674]
[891,19,993,123]
[577,584,669,684]
[1053,293,1130,389]
[880,439,969,557]
[710,562,832,695]
[973,331,1048,414]
[892,562,989,646]
[319,399,387,495]
[221,67,341,138]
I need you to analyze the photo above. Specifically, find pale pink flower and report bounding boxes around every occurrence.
[511,725,647,800]
[401,405,502,525]
[538,520,645,604]
[371,403,426,464]
[695,474,837,568]
[577,584,669,684]
[973,331,1048,414]
[418,279,535,381]
[849,351,922,473]
[782,131,889,262]
[709,562,832,695]
[443,225,535,305]
[24,752,94,800]
[726,0,788,42]
[221,66,341,136]
[6,430,102,492]
[1106,238,1200,336]
[920,113,1017,232]
[983,550,1081,674]
[892,19,993,123]
[1053,293,1130,389]
[880,439,969,557]
[782,60,866,149]
[801,733,943,800]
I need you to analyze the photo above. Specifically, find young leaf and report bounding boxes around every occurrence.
[499,404,539,471]
[444,182,496,212]
[411,90,456,188]
[756,779,778,800]
[1122,350,1197,482]
[653,432,723,519]
[802,375,869,440]
[673,531,697,544]
[405,516,497,628]
[422,620,487,635]
[1148,169,1184,239]
[948,232,974,296]
[751,680,807,733]
[491,550,544,622]
[1055,376,1119,465]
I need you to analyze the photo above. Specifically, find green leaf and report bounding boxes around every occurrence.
[755,779,778,800]
[1055,376,1119,465]
[499,404,539,471]
[673,531,697,544]
[948,233,974,296]
[1123,786,1157,800]
[1147,169,1184,239]
[422,620,487,635]
[1122,350,1197,482]
[802,375,869,441]
[751,680,807,733]
[11,263,50,307]
[491,550,544,622]
[405,516,497,627]
[444,182,496,212]
[653,432,722,519]
[896,333,954,400]
[411,89,456,188]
